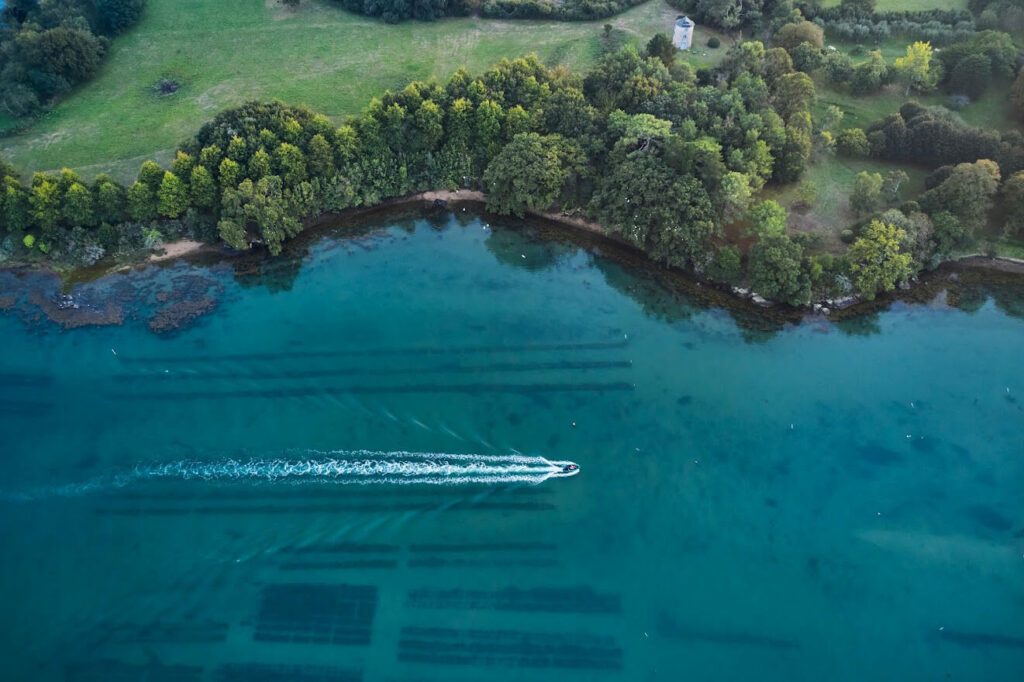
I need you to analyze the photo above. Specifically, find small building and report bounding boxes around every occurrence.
[673,16,694,51]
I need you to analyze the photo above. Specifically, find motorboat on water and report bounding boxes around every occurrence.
[551,462,580,477]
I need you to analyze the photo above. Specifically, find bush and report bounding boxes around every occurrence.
[705,245,741,284]
[840,228,856,244]
[22,234,35,249]
[836,128,870,157]
[795,181,818,209]
[707,36,720,49]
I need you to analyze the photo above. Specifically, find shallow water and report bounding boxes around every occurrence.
[1,213,1023,681]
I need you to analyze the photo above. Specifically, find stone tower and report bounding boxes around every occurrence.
[673,16,694,51]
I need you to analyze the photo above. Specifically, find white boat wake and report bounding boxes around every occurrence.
[1,450,580,501]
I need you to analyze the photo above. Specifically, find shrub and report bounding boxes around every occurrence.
[705,245,741,284]
[97,223,120,252]
[707,36,720,49]
[795,181,818,209]
[836,128,870,157]
[22,234,35,249]
[142,226,163,248]
[840,228,856,243]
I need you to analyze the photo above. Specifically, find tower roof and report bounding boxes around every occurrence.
[675,17,692,27]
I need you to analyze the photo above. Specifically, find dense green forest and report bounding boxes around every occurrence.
[2,0,1024,307]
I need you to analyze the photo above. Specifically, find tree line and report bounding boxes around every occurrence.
[676,0,978,45]
[0,0,144,119]
[328,0,649,23]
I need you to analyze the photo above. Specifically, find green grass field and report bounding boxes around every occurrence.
[0,0,682,181]
[767,153,929,251]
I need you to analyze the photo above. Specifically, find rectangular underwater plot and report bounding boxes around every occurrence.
[218,663,362,682]
[405,587,621,613]
[279,559,398,571]
[254,584,377,646]
[406,557,562,569]
[281,542,400,555]
[397,627,622,670]
[408,542,556,553]
[405,542,561,570]
[65,660,203,682]
[277,542,400,570]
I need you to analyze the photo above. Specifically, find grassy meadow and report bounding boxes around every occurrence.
[0,0,680,181]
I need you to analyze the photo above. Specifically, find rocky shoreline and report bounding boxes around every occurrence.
[4,190,1024,326]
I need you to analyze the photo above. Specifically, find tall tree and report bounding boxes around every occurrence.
[484,133,584,218]
[2,177,32,235]
[894,42,936,96]
[61,181,95,227]
[1001,170,1024,238]
[29,174,61,236]
[127,181,157,221]
[306,134,335,177]
[720,171,754,224]
[772,72,815,122]
[747,234,811,306]
[646,33,676,68]
[219,158,241,189]
[774,21,824,50]
[850,50,888,95]
[920,159,1001,230]
[157,172,188,218]
[1012,67,1024,122]
[189,165,216,209]
[274,143,307,186]
[851,171,883,215]
[94,175,126,223]
[849,220,915,300]
[746,199,788,237]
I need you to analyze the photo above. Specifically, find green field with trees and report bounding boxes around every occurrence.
[3,0,1024,306]
[0,0,680,180]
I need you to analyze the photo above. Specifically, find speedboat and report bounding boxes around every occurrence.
[550,462,580,477]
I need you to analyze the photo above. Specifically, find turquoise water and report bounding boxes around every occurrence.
[1,212,1023,681]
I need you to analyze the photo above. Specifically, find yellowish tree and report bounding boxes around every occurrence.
[894,42,936,96]
[849,220,915,300]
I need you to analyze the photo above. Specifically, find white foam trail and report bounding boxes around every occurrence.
[1,450,579,501]
[440,423,465,441]
[409,417,431,432]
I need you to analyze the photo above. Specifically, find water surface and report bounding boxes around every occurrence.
[1,212,1023,681]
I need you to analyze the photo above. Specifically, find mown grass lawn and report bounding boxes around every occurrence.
[1,0,681,181]
[767,153,929,252]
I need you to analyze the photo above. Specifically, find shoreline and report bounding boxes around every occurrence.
[148,239,211,263]
[5,190,1024,320]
